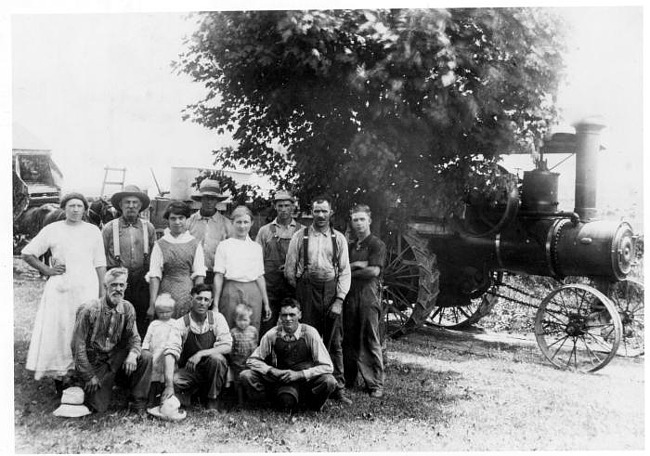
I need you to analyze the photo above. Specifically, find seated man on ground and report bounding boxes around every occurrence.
[70,267,153,413]
[161,284,232,411]
[239,297,338,412]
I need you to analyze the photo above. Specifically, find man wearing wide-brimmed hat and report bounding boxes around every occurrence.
[255,190,304,335]
[103,184,156,338]
[187,179,233,285]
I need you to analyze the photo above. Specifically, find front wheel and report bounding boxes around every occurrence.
[535,284,622,373]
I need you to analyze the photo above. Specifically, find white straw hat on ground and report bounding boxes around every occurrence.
[147,395,187,421]
[53,386,91,418]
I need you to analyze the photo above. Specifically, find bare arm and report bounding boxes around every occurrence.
[212,273,224,305]
[95,266,106,297]
[255,276,272,320]
[148,277,160,320]
[21,253,64,276]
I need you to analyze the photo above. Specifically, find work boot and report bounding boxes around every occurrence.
[330,388,352,405]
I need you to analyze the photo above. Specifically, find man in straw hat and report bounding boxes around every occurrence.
[103,184,155,338]
[71,267,153,414]
[255,190,304,335]
[187,179,233,285]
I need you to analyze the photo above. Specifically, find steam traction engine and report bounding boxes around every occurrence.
[385,118,643,372]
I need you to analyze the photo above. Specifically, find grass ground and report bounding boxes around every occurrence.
[13,260,645,453]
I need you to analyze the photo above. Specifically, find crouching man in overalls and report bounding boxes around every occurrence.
[161,284,232,411]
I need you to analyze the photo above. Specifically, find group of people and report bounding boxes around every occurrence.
[22,178,387,417]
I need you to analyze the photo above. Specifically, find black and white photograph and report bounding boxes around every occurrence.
[5,0,645,453]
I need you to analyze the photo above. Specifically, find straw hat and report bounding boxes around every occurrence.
[190,179,228,201]
[110,185,151,212]
[147,395,187,421]
[53,387,91,418]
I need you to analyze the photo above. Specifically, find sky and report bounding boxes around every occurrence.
[7,5,645,218]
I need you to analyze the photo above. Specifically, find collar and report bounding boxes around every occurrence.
[102,296,125,314]
[277,323,302,339]
[309,225,332,237]
[119,216,142,228]
[161,228,195,243]
[272,218,296,228]
[353,232,373,248]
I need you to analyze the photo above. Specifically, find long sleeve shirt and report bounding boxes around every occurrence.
[164,311,232,361]
[102,217,156,271]
[71,297,141,382]
[284,226,351,300]
[246,323,333,380]
[187,211,234,272]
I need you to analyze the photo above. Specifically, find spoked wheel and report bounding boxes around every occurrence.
[382,227,440,338]
[535,284,622,372]
[608,279,644,356]
[427,285,499,329]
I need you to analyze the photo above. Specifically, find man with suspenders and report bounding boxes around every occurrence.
[103,185,156,339]
[255,190,304,335]
[284,194,352,404]
[161,284,232,412]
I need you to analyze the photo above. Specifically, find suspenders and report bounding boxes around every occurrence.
[300,227,340,279]
[111,218,149,266]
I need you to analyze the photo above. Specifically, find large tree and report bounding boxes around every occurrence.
[175,8,566,221]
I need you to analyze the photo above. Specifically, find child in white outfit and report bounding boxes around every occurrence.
[143,293,176,406]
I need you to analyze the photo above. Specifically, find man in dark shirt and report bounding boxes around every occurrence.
[343,204,387,398]
[71,267,153,413]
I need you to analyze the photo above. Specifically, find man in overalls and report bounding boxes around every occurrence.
[240,298,338,411]
[103,184,156,339]
[284,194,352,404]
[255,190,304,335]
[162,284,232,411]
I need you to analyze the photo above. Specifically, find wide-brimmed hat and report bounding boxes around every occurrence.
[147,395,187,421]
[190,179,228,201]
[274,190,296,203]
[53,386,91,418]
[110,185,151,212]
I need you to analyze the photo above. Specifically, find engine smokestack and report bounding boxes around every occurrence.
[573,117,606,221]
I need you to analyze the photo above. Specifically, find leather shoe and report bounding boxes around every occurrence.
[331,389,352,405]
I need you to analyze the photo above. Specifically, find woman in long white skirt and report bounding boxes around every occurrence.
[21,193,106,394]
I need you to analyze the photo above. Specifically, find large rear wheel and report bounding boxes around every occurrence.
[382,228,439,338]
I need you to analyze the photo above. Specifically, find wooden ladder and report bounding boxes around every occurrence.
[101,166,127,197]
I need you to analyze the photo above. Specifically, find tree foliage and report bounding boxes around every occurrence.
[175,8,566,221]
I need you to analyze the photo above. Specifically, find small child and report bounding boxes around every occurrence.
[230,304,259,406]
[143,293,176,406]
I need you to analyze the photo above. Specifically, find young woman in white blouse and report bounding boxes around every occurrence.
[213,205,271,332]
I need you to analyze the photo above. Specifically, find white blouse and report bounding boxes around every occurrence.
[147,228,206,280]
[213,236,265,282]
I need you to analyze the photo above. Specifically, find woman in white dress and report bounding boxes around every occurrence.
[21,193,106,393]
[213,205,272,332]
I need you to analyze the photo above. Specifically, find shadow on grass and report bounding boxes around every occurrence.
[15,339,466,452]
